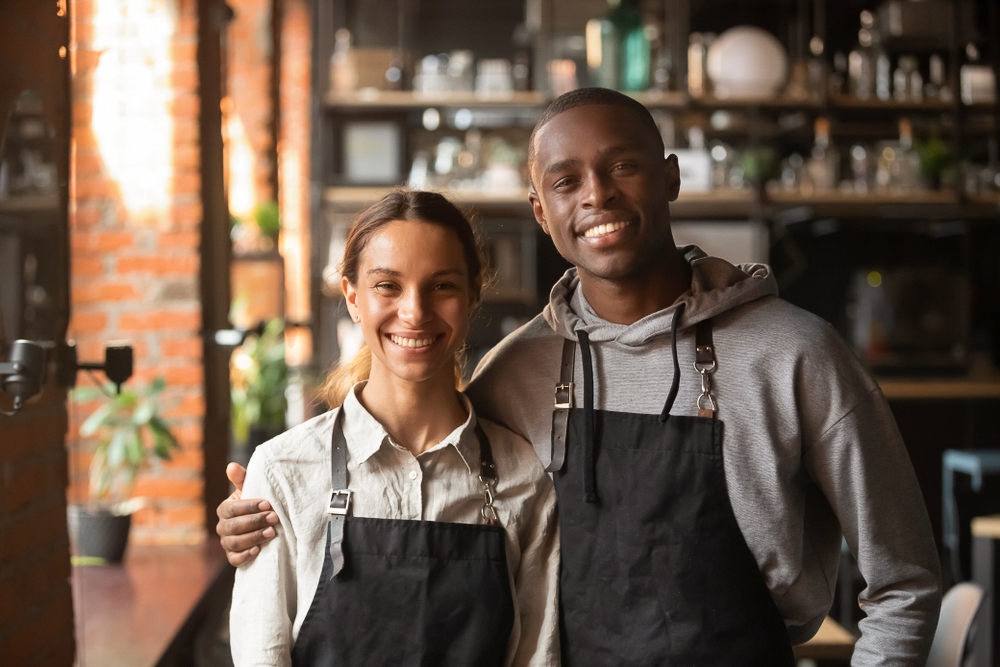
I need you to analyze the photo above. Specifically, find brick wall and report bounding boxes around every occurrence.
[279,0,312,367]
[68,0,206,544]
[227,0,275,217]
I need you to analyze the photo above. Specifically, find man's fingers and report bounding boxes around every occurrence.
[226,462,248,491]
[227,545,261,568]
[216,497,276,524]
[220,526,276,557]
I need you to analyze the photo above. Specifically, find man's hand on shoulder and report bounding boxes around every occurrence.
[216,462,278,567]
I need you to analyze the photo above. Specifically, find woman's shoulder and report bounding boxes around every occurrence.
[477,417,549,484]
[250,409,338,470]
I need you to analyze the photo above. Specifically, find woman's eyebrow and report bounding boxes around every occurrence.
[366,267,402,277]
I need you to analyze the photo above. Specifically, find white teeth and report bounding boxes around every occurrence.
[389,335,436,349]
[583,221,629,238]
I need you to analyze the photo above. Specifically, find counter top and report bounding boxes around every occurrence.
[72,538,227,667]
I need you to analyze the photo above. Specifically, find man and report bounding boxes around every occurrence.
[219,88,941,664]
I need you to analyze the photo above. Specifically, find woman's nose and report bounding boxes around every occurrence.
[398,289,431,325]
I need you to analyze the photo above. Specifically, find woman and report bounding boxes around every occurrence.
[230,189,559,667]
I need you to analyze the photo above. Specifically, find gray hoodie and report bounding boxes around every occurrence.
[467,245,941,665]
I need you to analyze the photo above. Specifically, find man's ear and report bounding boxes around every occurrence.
[665,153,681,202]
[529,191,550,235]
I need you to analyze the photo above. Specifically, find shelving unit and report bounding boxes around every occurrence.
[308,0,1000,392]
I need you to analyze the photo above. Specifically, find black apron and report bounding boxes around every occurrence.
[550,306,796,666]
[291,412,515,667]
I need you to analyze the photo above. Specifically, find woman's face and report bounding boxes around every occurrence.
[343,219,475,388]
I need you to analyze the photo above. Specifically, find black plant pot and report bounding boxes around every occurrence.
[71,506,132,563]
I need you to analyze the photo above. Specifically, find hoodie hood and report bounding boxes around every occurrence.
[542,245,779,346]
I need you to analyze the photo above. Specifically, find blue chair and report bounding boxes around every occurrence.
[942,450,1000,583]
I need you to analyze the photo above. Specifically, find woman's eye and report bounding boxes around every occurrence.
[434,282,457,291]
[374,282,398,293]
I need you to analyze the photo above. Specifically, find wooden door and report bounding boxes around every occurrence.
[0,3,75,665]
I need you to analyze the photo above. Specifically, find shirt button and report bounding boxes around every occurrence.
[408,470,418,481]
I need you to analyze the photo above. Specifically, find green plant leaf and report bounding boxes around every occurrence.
[149,417,179,460]
[125,432,143,466]
[80,401,114,436]
[105,429,128,468]
[133,401,155,425]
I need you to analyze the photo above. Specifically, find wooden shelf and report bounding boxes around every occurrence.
[321,89,989,115]
[323,185,532,209]
[324,90,546,109]
[878,375,1000,400]
[827,96,955,112]
[0,193,60,212]
[322,186,1000,221]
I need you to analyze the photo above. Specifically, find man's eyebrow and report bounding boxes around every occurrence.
[542,145,641,177]
[544,158,580,177]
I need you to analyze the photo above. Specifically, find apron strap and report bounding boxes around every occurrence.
[694,319,717,419]
[549,310,718,468]
[475,421,501,526]
[547,337,576,473]
[328,410,352,578]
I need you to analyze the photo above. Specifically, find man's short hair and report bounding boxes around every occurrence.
[527,87,665,183]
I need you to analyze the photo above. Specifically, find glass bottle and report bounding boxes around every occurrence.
[807,117,840,192]
[586,0,650,92]
[849,12,876,100]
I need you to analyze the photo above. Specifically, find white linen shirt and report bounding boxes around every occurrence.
[230,383,560,667]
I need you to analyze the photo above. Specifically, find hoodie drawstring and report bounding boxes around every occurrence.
[576,329,598,504]
[659,302,686,422]
[576,302,684,503]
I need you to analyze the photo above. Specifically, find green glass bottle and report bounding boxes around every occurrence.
[586,0,650,92]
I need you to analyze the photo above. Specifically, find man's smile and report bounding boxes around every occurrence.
[582,220,632,238]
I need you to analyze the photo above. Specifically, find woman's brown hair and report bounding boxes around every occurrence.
[322,188,485,407]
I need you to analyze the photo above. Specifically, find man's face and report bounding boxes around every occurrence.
[528,104,680,282]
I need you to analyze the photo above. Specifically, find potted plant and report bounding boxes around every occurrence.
[70,377,179,563]
[230,318,288,465]
[230,199,281,253]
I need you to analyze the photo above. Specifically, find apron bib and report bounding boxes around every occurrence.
[292,413,515,667]
[551,307,796,666]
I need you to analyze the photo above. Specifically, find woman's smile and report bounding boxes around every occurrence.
[387,333,443,349]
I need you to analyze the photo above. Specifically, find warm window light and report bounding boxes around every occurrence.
[90,0,175,216]
[225,110,258,219]
[233,350,253,371]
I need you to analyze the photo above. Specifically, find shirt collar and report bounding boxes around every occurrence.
[341,382,480,473]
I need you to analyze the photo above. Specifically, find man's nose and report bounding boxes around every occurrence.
[581,172,618,209]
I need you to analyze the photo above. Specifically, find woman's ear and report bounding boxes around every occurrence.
[342,277,360,322]
[469,277,483,309]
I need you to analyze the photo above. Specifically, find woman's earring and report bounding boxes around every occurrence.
[352,313,359,323]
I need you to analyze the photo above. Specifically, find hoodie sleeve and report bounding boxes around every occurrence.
[802,387,942,666]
